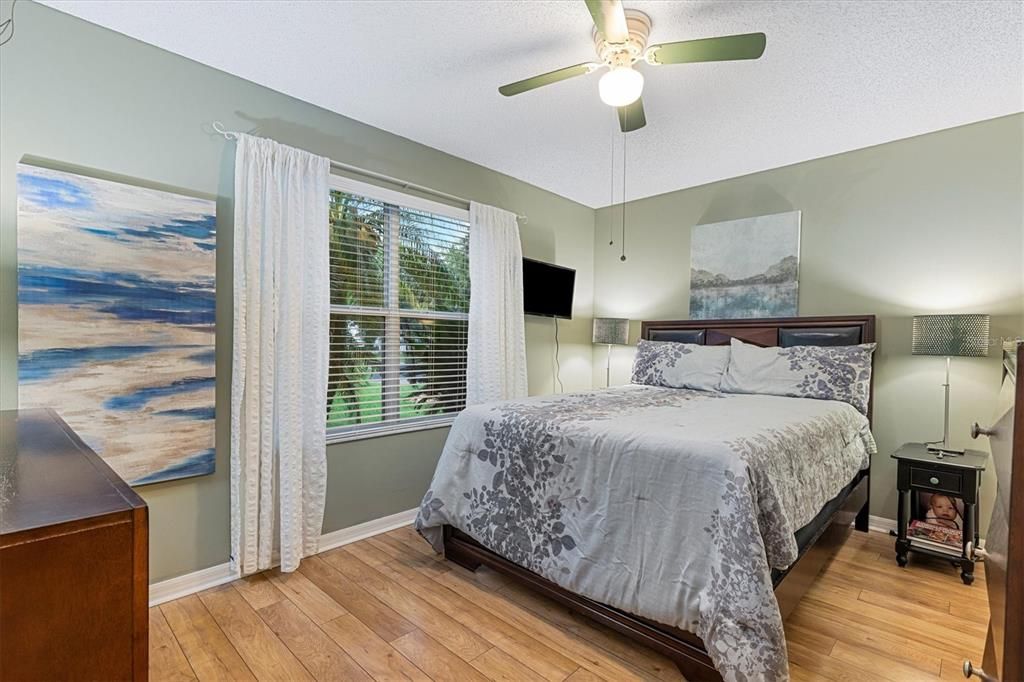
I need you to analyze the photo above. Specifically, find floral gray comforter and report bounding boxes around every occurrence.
[416,385,875,682]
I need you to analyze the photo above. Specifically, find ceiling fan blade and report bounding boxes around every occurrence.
[585,0,629,43]
[646,32,766,65]
[499,63,598,97]
[618,98,646,133]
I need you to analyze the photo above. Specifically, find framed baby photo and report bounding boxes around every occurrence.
[907,491,966,549]
[915,491,966,530]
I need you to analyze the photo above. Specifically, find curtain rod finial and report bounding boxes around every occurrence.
[212,121,239,140]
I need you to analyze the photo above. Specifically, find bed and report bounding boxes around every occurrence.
[416,315,876,681]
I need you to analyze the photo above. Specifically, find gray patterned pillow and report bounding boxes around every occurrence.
[630,340,730,392]
[719,338,876,414]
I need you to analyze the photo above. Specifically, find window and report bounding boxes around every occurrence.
[327,176,470,441]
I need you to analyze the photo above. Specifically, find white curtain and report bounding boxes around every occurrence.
[230,134,330,575]
[466,202,528,406]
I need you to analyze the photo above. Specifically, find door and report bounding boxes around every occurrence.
[969,342,1022,682]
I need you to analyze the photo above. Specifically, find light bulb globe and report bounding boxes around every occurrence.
[598,66,644,107]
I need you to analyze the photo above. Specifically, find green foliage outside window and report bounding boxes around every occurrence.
[327,191,469,431]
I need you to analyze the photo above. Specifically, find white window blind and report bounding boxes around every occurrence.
[327,177,469,441]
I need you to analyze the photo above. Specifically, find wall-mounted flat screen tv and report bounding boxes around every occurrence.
[522,257,575,319]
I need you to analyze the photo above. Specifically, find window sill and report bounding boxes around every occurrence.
[326,416,456,445]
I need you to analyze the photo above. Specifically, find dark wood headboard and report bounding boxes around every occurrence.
[640,315,876,348]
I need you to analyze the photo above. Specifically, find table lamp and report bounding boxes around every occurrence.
[593,318,630,387]
[912,314,990,455]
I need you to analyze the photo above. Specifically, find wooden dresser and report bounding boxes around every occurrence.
[0,408,148,680]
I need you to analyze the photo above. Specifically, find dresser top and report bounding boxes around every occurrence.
[0,409,146,537]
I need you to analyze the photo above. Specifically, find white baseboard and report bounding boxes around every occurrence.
[149,508,418,607]
[317,508,419,553]
[867,515,896,534]
[149,561,238,606]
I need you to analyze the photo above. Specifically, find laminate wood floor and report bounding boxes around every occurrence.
[151,528,987,681]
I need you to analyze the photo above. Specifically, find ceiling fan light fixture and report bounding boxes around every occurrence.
[598,66,644,107]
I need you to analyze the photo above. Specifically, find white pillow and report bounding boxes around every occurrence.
[630,340,730,392]
[719,338,876,414]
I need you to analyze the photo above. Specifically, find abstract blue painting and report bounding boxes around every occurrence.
[17,164,216,485]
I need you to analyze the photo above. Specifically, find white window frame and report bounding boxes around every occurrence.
[326,174,470,444]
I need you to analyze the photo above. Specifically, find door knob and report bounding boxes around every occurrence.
[971,422,996,439]
[963,659,998,681]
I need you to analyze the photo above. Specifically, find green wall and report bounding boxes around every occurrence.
[0,2,596,582]
[593,114,1024,532]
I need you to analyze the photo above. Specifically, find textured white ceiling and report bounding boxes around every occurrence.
[42,0,1024,207]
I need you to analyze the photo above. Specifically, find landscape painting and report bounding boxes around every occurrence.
[689,210,801,319]
[17,164,216,486]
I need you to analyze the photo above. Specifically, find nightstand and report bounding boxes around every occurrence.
[891,442,987,585]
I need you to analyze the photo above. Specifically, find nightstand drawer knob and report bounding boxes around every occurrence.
[929,476,940,485]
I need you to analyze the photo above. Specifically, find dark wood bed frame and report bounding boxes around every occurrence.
[443,315,876,681]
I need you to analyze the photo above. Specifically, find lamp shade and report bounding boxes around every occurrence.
[912,314,990,357]
[593,318,629,345]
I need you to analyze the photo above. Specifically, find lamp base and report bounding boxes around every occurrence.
[605,343,612,388]
[927,357,963,458]
[927,443,965,457]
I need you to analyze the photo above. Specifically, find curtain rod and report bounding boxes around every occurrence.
[211,122,527,223]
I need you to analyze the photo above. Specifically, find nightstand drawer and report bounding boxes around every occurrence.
[910,466,962,494]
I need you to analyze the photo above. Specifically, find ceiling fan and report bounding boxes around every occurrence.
[498,0,766,133]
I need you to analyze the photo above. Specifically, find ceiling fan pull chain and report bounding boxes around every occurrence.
[609,130,615,246]
[620,125,627,262]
